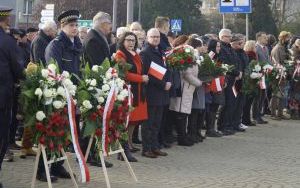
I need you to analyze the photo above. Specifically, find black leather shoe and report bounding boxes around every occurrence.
[51,166,71,179]
[117,153,138,162]
[255,119,268,124]
[37,172,58,182]
[206,131,223,137]
[221,129,235,136]
[89,159,113,168]
[178,138,194,146]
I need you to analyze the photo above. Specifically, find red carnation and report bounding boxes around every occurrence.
[180,59,185,64]
[58,130,65,137]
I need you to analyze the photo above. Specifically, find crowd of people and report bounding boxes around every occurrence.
[1,6,300,187]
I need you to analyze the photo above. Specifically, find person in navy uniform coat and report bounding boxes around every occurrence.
[40,10,82,182]
[0,7,24,188]
[45,10,82,77]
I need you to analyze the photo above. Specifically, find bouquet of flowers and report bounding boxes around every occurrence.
[77,59,131,155]
[242,60,270,95]
[266,63,288,94]
[20,62,77,157]
[166,45,198,71]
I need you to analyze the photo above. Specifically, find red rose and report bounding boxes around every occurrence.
[95,128,102,137]
[180,59,185,64]
[49,140,54,150]
[90,113,97,121]
[35,122,44,131]
[58,130,65,137]
[39,136,46,145]
[187,57,193,64]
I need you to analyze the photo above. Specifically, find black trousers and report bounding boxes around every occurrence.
[142,105,163,152]
[242,94,255,125]
[232,93,244,128]
[9,87,20,144]
[0,106,11,170]
[188,109,205,136]
[252,89,266,120]
[158,105,170,144]
[218,76,237,130]
[206,103,219,132]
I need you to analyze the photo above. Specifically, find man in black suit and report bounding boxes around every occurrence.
[140,28,171,158]
[84,11,112,66]
[0,7,24,188]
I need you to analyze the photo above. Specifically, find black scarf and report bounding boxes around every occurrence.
[119,47,146,107]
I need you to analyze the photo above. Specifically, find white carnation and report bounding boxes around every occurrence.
[34,88,43,98]
[102,84,110,91]
[117,94,125,101]
[90,79,97,87]
[62,71,70,78]
[53,100,64,109]
[106,72,112,79]
[97,97,105,104]
[250,72,262,79]
[57,87,66,97]
[43,88,53,98]
[36,111,46,121]
[254,65,261,72]
[41,69,49,78]
[82,100,93,110]
[92,65,99,72]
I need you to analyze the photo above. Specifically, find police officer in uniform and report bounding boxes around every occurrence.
[0,7,24,187]
[37,10,82,182]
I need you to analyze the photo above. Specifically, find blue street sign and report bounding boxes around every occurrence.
[171,19,182,32]
[219,0,252,14]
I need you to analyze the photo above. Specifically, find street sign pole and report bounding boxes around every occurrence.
[222,14,226,29]
[246,14,249,40]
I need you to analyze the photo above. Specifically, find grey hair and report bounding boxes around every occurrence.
[219,28,232,39]
[93,11,111,29]
[78,26,88,32]
[116,27,129,38]
[41,20,57,32]
[147,28,160,37]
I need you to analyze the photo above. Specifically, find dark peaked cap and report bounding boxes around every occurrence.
[0,6,12,17]
[58,10,80,24]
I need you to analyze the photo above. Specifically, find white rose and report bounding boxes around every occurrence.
[196,59,201,65]
[36,111,46,121]
[250,72,262,79]
[41,69,49,78]
[102,84,110,91]
[62,71,70,78]
[92,65,99,72]
[53,100,64,109]
[117,94,125,101]
[85,79,91,84]
[185,47,191,53]
[82,100,93,109]
[43,88,53,98]
[34,88,43,98]
[97,97,105,104]
[90,79,97,87]
[47,64,56,74]
[62,79,73,87]
[88,87,94,91]
[57,87,66,97]
[254,65,261,72]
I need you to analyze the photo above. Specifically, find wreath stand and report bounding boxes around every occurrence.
[31,144,78,188]
[85,134,138,188]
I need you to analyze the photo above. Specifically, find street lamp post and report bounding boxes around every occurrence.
[127,0,134,25]
[112,0,118,31]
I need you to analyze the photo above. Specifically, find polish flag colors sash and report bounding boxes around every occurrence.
[148,61,167,80]
[64,86,90,183]
[102,80,117,156]
[210,76,225,93]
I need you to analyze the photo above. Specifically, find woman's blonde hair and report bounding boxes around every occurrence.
[244,40,256,52]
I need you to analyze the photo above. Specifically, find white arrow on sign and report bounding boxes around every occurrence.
[41,9,54,17]
[40,16,54,23]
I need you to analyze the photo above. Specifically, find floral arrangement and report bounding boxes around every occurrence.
[166,45,198,71]
[20,62,77,157]
[77,59,131,154]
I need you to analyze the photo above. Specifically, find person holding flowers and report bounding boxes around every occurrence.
[114,31,149,162]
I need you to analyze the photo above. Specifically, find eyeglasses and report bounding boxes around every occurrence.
[125,39,136,43]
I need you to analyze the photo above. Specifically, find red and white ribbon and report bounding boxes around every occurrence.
[125,84,132,129]
[102,80,117,156]
[259,76,266,89]
[64,86,90,183]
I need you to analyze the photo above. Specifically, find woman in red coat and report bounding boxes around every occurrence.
[115,31,149,162]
